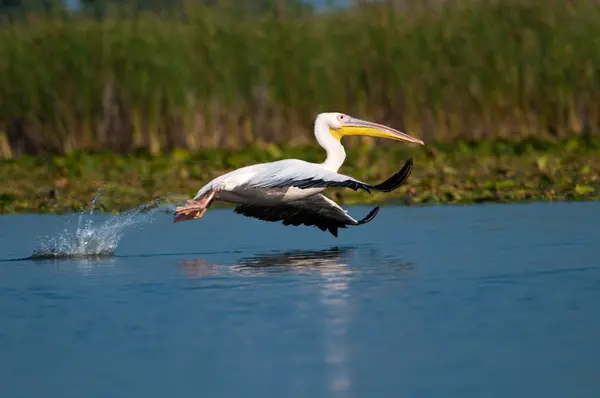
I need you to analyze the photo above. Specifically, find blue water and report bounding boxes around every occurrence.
[1,201,599,398]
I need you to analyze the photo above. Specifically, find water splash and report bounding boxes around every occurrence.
[31,189,175,259]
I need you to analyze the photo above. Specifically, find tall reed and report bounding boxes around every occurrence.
[0,0,599,158]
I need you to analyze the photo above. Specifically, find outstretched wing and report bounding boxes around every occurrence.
[233,194,380,237]
[193,157,413,200]
[239,157,413,194]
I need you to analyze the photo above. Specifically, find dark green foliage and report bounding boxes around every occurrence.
[0,0,599,159]
[0,138,599,213]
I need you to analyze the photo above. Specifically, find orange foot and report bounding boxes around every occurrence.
[173,190,217,223]
[173,206,207,223]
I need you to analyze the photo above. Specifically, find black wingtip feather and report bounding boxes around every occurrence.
[372,157,413,192]
[357,206,380,225]
[284,178,372,194]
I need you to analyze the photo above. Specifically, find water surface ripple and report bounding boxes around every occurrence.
[0,201,599,398]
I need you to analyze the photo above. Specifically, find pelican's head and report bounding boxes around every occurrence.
[319,112,424,145]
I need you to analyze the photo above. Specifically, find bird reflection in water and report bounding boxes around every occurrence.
[232,246,355,276]
[178,247,359,278]
[178,247,413,396]
[178,258,224,279]
[178,246,413,278]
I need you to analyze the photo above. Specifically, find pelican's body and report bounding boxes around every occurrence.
[174,112,424,236]
[192,159,329,205]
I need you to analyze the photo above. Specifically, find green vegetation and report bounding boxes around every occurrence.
[0,0,599,158]
[1,1,599,213]
[1,138,599,214]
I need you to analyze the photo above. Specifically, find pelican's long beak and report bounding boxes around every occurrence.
[337,117,424,145]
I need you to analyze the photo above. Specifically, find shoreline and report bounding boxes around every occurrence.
[1,138,599,214]
[0,198,598,217]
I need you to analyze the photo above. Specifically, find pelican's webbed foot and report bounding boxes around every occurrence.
[173,189,218,223]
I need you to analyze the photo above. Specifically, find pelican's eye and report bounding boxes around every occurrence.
[337,114,347,122]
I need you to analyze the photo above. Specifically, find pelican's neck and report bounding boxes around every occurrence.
[315,117,346,172]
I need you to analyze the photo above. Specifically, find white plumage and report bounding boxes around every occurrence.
[193,159,368,203]
[174,112,423,236]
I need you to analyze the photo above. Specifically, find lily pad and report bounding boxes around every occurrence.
[575,185,595,195]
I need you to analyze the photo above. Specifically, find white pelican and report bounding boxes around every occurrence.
[174,112,424,236]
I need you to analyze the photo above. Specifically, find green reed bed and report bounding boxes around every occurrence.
[0,137,599,214]
[0,0,599,158]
